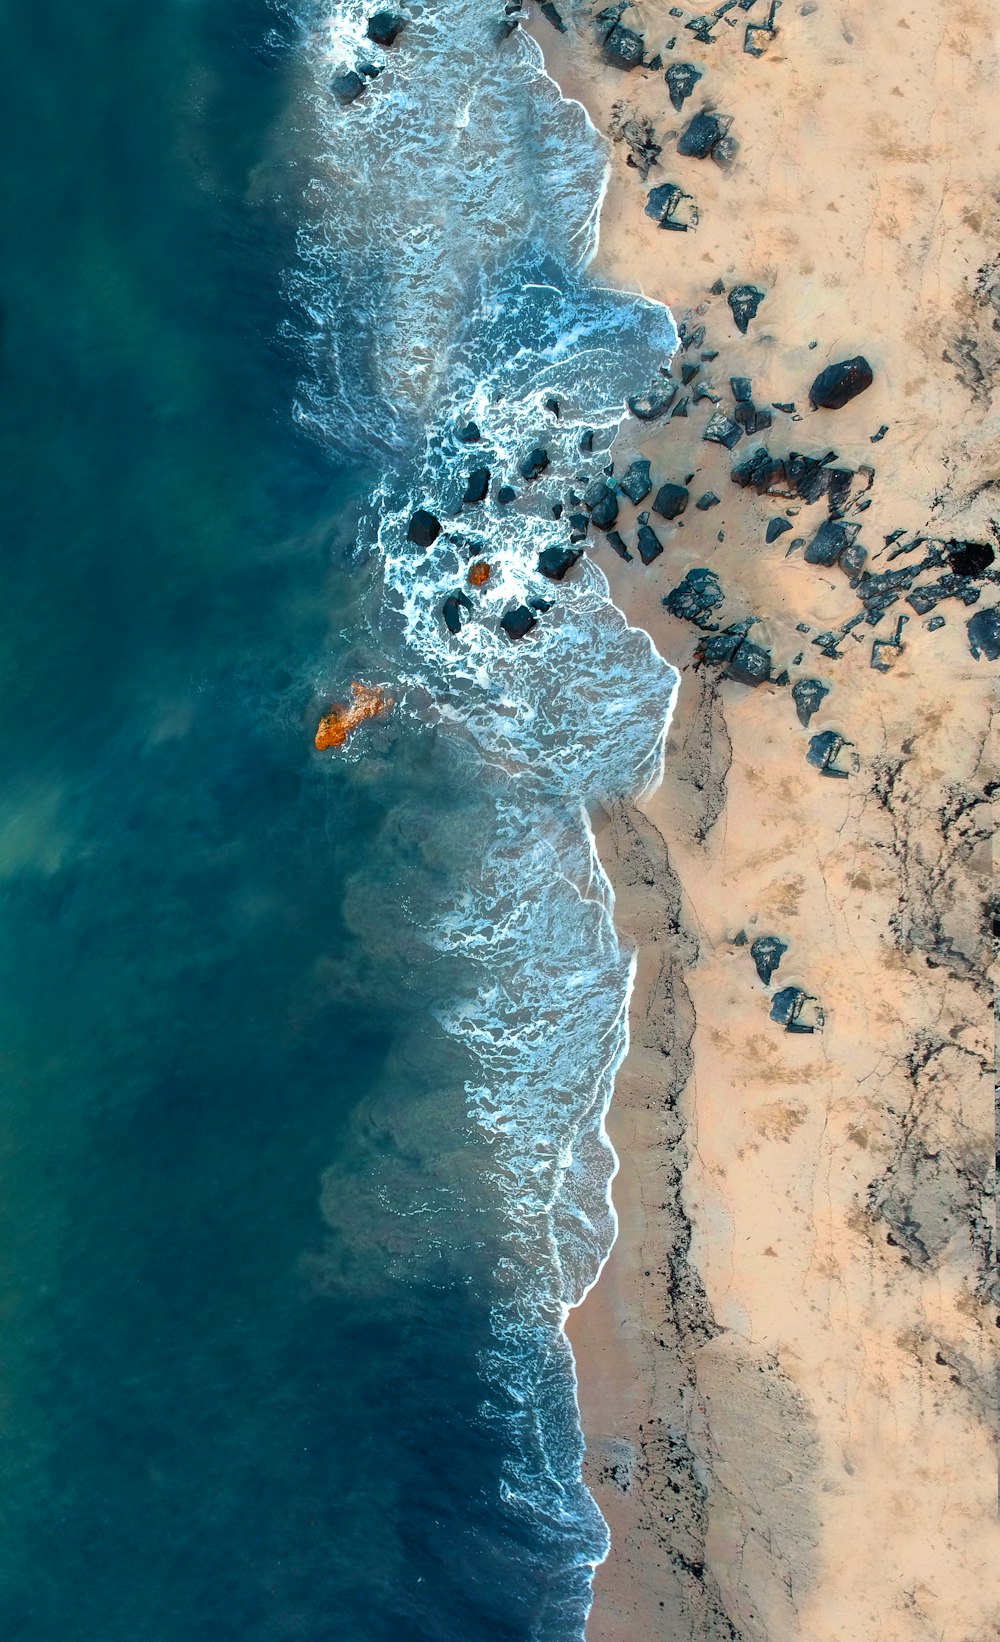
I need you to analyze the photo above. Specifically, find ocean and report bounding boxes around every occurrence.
[0,2,676,1638]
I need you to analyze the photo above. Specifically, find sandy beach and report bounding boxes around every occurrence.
[530,3,999,1638]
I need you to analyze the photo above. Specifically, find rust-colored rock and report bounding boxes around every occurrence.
[314,682,393,751]
[468,560,491,586]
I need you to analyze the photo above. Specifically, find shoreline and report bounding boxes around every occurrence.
[536,4,999,1639]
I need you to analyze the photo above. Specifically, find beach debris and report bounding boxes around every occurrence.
[677,110,733,159]
[653,482,689,520]
[603,22,646,69]
[792,677,829,726]
[696,491,721,510]
[407,508,442,547]
[628,384,677,420]
[766,517,792,543]
[665,61,703,111]
[663,566,725,624]
[366,10,406,46]
[442,591,473,634]
[537,544,583,581]
[332,70,367,104]
[539,1,567,31]
[809,355,874,409]
[520,447,549,481]
[645,182,698,232]
[807,730,853,778]
[728,283,766,334]
[618,458,652,504]
[703,409,743,449]
[457,420,481,442]
[500,604,538,641]
[637,522,664,564]
[468,560,491,586]
[605,529,633,561]
[314,682,393,750]
[770,986,824,1033]
[967,606,1000,660]
[751,934,787,985]
[463,467,490,505]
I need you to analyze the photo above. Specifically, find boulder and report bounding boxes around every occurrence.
[628,385,676,420]
[605,530,633,562]
[807,729,851,777]
[967,606,1000,661]
[653,482,689,521]
[728,284,765,334]
[770,986,823,1033]
[537,544,583,581]
[497,485,517,505]
[766,516,792,543]
[791,677,829,726]
[366,11,406,46]
[727,638,772,686]
[604,23,645,68]
[804,518,859,566]
[947,540,994,577]
[584,480,619,529]
[809,355,874,410]
[751,935,787,985]
[703,410,743,449]
[665,61,703,111]
[619,458,652,504]
[664,566,724,622]
[442,591,473,635]
[636,523,664,564]
[463,467,490,505]
[520,448,549,481]
[332,70,366,104]
[696,491,721,510]
[407,508,441,547]
[500,604,538,641]
[677,110,732,158]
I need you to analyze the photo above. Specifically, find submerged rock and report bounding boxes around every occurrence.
[457,421,481,443]
[500,604,538,641]
[809,355,874,409]
[315,682,393,749]
[728,284,766,335]
[791,677,829,726]
[751,935,787,985]
[332,70,367,104]
[665,61,703,111]
[407,508,441,547]
[520,447,549,481]
[653,481,689,521]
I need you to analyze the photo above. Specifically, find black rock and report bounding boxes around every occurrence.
[579,428,595,453]
[770,986,823,1034]
[644,182,695,230]
[407,508,441,547]
[332,70,366,104]
[458,420,481,442]
[585,482,619,530]
[700,629,742,666]
[807,729,851,777]
[727,638,772,686]
[568,512,590,540]
[839,540,868,584]
[497,485,517,505]
[665,61,703,110]
[520,448,549,481]
[367,11,406,46]
[927,614,946,632]
[463,467,491,506]
[731,445,786,493]
[766,517,792,544]
[791,677,829,727]
[664,566,724,622]
[500,604,538,641]
[539,2,567,32]
[653,482,689,521]
[728,283,765,334]
[636,523,663,565]
[967,606,1000,661]
[627,385,676,420]
[617,459,651,504]
[871,423,889,442]
[671,394,690,418]
[809,355,874,410]
[604,23,645,68]
[681,361,701,386]
[947,540,994,577]
[804,518,859,566]
[537,544,582,581]
[543,396,561,419]
[696,491,721,511]
[528,596,552,613]
[703,410,743,449]
[442,591,473,635]
[677,110,732,158]
[773,401,796,413]
[730,375,752,402]
[605,530,633,562]
[712,134,741,167]
[751,935,787,985]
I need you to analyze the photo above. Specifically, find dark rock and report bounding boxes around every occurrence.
[442,591,473,635]
[774,669,790,687]
[681,361,701,386]
[520,448,549,481]
[766,516,792,543]
[695,492,720,512]
[967,606,1000,661]
[839,540,868,584]
[537,544,583,581]
[645,182,696,231]
[678,110,732,159]
[463,467,491,505]
[568,512,590,540]
[671,394,691,418]
[613,111,662,178]
[807,729,852,777]
[587,483,619,529]
[947,540,994,578]
[703,410,743,449]
[664,566,724,623]
[751,935,787,985]
[711,134,741,167]
[628,385,676,420]
[543,396,561,419]
[699,629,742,666]
[528,597,552,613]
[730,375,753,402]
[618,459,652,503]
[367,11,406,46]
[728,283,765,334]
[408,508,441,547]
[358,61,383,79]
[653,482,689,520]
[745,19,776,56]
[809,355,874,410]
[871,423,889,442]
[636,523,663,565]
[500,604,538,641]
[496,485,517,505]
[332,70,366,104]
[773,400,796,413]
[579,428,595,453]
[927,614,946,632]
[731,445,787,494]
[458,421,481,442]
[770,986,823,1033]
[604,23,645,68]
[727,638,772,686]
[605,530,633,562]
[804,518,859,566]
[665,61,703,110]
[539,2,567,31]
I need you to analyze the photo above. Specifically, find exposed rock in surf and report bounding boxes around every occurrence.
[314,682,393,750]
[457,421,481,442]
[652,482,689,521]
[520,448,549,481]
[497,485,517,505]
[751,935,787,985]
[584,479,619,529]
[462,467,491,505]
[628,385,677,420]
[537,544,583,581]
[442,591,473,634]
[366,11,406,46]
[407,508,441,547]
[728,284,766,334]
[809,355,874,409]
[792,677,829,726]
[665,61,703,111]
[539,1,567,31]
[500,604,538,641]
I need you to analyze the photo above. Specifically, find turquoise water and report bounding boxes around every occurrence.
[0,3,677,1637]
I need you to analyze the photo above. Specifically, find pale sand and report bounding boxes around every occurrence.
[530,3,999,1638]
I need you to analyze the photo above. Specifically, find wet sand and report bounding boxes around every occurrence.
[530,3,999,1638]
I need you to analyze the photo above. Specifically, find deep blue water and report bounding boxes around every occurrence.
[0,3,678,1637]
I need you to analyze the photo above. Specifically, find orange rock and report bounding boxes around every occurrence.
[314,682,394,751]
[468,560,491,586]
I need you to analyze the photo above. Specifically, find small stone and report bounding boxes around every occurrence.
[927,615,945,631]
[696,491,721,511]
[703,410,743,448]
[871,424,889,442]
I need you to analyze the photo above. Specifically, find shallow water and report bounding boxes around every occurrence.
[0,3,676,1637]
